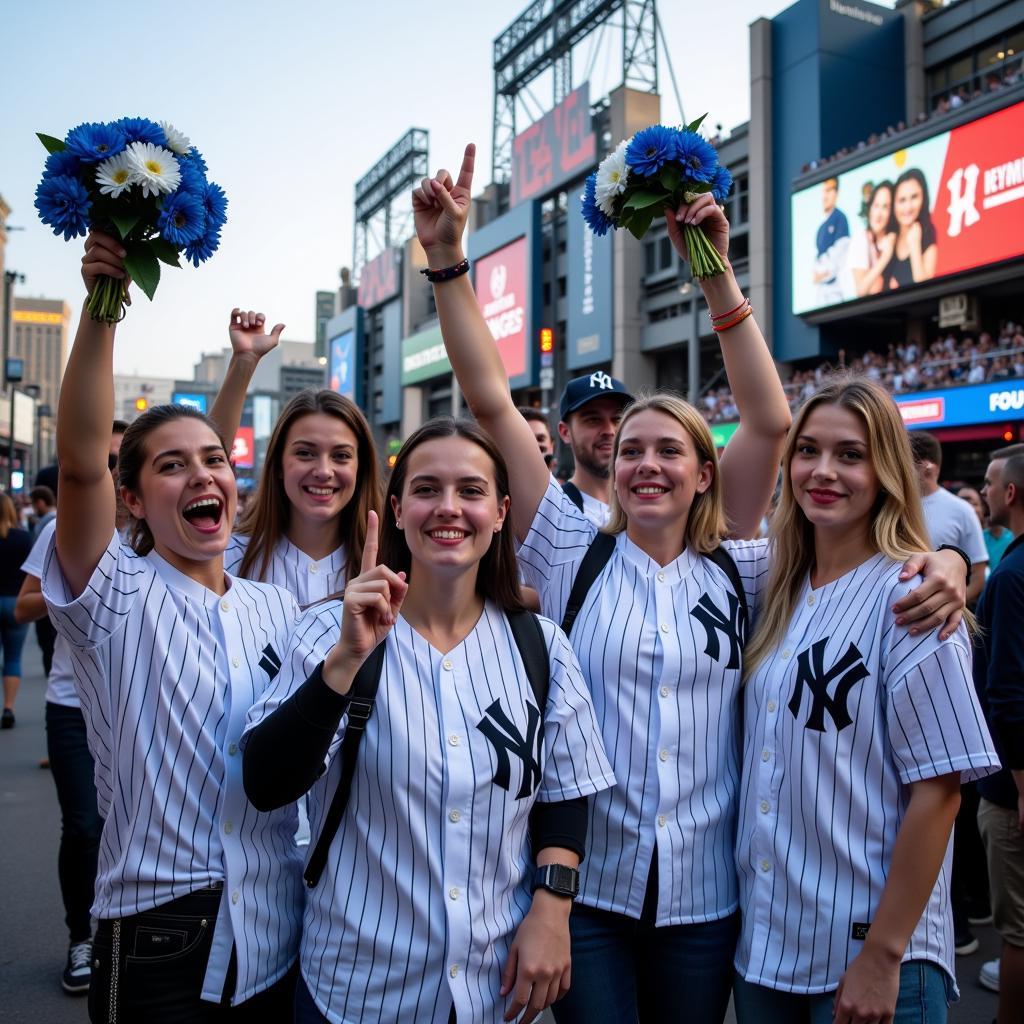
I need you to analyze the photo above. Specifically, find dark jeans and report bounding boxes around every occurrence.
[89,887,296,1023]
[552,858,740,1024]
[36,614,57,677]
[46,701,103,943]
[294,975,458,1023]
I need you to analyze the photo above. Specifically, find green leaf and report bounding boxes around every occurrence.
[623,190,667,211]
[37,132,67,154]
[659,165,681,191]
[111,213,140,241]
[686,113,708,134]
[150,237,182,268]
[626,208,656,240]
[123,242,161,301]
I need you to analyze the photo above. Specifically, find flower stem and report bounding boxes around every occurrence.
[683,224,726,280]
[87,275,127,325]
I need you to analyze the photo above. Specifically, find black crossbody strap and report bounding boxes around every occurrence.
[507,610,551,711]
[561,481,585,512]
[303,639,386,888]
[706,545,749,643]
[559,532,616,638]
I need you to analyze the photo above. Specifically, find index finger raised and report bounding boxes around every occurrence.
[360,509,380,575]
[456,143,476,192]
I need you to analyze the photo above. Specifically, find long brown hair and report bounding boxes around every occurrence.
[0,493,18,539]
[379,418,525,613]
[237,389,381,588]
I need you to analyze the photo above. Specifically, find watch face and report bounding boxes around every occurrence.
[539,864,579,897]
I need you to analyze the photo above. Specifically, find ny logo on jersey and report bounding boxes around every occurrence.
[476,699,543,799]
[787,638,869,732]
[690,592,746,670]
[258,644,282,680]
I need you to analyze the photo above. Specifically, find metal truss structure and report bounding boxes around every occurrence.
[492,0,658,184]
[353,128,429,276]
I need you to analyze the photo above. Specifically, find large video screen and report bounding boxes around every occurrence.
[474,238,528,380]
[792,101,1024,315]
[329,329,356,400]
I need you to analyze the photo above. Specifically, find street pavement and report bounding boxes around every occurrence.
[0,635,1002,1023]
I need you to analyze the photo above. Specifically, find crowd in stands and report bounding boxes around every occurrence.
[701,318,1024,424]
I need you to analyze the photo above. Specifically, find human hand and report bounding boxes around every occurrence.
[895,549,967,640]
[81,231,130,300]
[228,308,285,361]
[500,892,572,1022]
[906,221,923,253]
[412,143,475,268]
[833,946,900,1023]
[665,192,729,265]
[878,232,897,263]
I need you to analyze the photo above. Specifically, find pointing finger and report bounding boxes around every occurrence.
[360,510,379,575]
[456,143,476,192]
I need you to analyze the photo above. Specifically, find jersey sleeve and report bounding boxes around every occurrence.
[719,537,772,623]
[535,618,616,803]
[41,530,144,650]
[21,517,56,578]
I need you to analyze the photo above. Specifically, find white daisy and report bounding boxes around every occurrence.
[595,140,630,216]
[95,152,134,198]
[126,142,182,198]
[159,121,191,155]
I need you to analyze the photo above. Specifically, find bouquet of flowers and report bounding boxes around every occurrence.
[580,115,732,279]
[34,118,227,323]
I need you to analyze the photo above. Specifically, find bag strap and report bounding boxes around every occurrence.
[507,610,551,711]
[560,532,616,638]
[561,481,585,513]
[706,545,749,643]
[303,640,386,888]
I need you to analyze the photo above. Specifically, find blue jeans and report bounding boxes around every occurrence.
[0,595,29,677]
[733,960,950,1024]
[553,858,739,1024]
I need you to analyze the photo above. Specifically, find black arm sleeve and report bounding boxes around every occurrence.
[530,796,589,862]
[242,662,349,811]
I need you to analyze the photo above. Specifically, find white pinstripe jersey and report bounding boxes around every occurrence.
[224,533,347,607]
[517,478,771,925]
[735,553,999,995]
[42,531,305,1005]
[243,599,615,1024]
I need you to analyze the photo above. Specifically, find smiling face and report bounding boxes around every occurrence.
[560,397,627,478]
[390,436,508,578]
[120,417,236,565]
[894,177,924,227]
[280,413,359,527]
[790,403,880,537]
[868,186,892,236]
[613,408,713,532]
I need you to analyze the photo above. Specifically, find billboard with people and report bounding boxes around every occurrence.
[791,100,1024,314]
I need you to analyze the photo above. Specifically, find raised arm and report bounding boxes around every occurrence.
[666,198,792,538]
[412,145,550,543]
[207,308,284,447]
[56,233,125,597]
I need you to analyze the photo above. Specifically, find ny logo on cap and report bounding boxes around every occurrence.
[589,371,613,391]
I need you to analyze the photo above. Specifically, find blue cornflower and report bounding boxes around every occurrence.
[158,190,206,246]
[184,225,221,267]
[35,174,92,240]
[581,174,612,236]
[64,121,127,163]
[186,147,208,174]
[625,125,676,178]
[202,182,228,230]
[673,130,718,184]
[42,150,82,180]
[709,164,734,203]
[117,117,166,146]
[177,157,207,196]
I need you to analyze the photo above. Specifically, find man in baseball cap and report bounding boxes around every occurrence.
[557,371,633,527]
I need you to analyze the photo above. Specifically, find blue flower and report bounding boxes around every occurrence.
[64,121,127,163]
[186,147,208,174]
[673,130,717,184]
[581,174,613,236]
[177,158,207,196]
[158,190,206,246]
[625,125,676,178]
[42,150,82,180]
[184,225,221,267]
[202,182,228,230]
[35,174,92,240]
[709,164,733,203]
[116,117,166,146]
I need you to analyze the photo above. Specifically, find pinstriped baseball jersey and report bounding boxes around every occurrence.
[41,531,304,1005]
[517,478,771,925]
[224,533,346,607]
[735,553,999,995]
[243,599,615,1024]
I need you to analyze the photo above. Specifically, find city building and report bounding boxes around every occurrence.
[112,373,177,423]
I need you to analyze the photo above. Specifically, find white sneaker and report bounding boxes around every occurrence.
[979,957,1000,993]
[62,938,92,994]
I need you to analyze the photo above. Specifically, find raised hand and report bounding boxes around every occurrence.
[412,143,475,264]
[81,230,130,301]
[228,308,285,360]
[322,511,408,695]
[664,192,730,266]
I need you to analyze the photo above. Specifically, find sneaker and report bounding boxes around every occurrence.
[62,938,92,994]
[0,708,14,729]
[955,928,980,956]
[979,958,1000,993]
[968,912,994,926]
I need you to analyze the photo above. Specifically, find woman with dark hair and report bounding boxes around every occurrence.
[0,491,32,728]
[42,232,303,1022]
[242,417,615,1024]
[887,169,938,290]
[846,180,896,298]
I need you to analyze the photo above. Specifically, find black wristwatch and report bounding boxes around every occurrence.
[533,863,580,900]
[937,543,972,587]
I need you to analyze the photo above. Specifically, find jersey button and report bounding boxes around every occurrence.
[228,743,238,756]
[657,814,667,827]
[448,734,460,746]
[767,700,777,713]
[448,887,460,901]
[223,822,233,835]
[760,859,771,873]
[220,600,230,612]
[807,594,816,607]
[781,649,791,660]
[660,623,669,633]
[658,749,669,762]
[450,964,460,978]
[442,659,453,671]
[760,800,770,814]
[231,890,240,904]
[309,563,319,574]
[660,686,669,698]
[231,657,240,668]
[448,810,461,823]
[761,749,770,762]
[657,572,666,583]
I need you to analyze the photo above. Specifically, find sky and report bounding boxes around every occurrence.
[2,0,894,380]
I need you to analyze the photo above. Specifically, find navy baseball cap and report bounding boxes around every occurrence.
[559,372,633,420]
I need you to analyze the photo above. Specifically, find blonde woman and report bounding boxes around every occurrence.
[734,375,999,1024]
[0,492,32,727]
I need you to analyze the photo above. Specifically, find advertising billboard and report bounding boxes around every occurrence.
[231,427,255,469]
[171,392,208,413]
[566,183,614,370]
[329,329,357,400]
[792,101,1024,315]
[474,238,529,381]
[895,379,1024,429]
[511,84,597,207]
[401,324,450,385]
[358,247,402,309]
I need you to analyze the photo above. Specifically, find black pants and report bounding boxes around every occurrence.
[36,615,57,677]
[46,701,102,943]
[951,780,990,931]
[89,887,297,1023]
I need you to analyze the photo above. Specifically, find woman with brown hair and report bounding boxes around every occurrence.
[0,491,32,727]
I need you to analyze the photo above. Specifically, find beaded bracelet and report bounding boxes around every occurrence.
[420,258,470,283]
[711,305,754,333]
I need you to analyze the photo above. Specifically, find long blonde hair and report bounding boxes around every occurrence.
[0,493,18,539]
[744,374,933,677]
[605,392,727,555]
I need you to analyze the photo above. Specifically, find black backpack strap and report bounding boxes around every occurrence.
[706,545,749,644]
[507,610,551,711]
[303,639,386,888]
[561,481,585,512]
[560,532,616,638]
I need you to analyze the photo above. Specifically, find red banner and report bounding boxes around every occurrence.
[358,247,401,309]
[474,238,528,379]
[231,427,255,469]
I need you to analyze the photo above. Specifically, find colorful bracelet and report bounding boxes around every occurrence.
[420,258,470,283]
[709,297,748,323]
[711,305,754,333]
